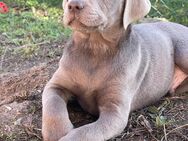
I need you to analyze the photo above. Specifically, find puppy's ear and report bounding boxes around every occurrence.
[123,0,151,29]
[62,0,66,9]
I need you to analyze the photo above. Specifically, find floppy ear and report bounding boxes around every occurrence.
[123,0,151,29]
[62,0,66,9]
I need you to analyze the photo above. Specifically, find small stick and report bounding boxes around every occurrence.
[16,41,50,49]
[161,124,188,141]
[163,124,167,141]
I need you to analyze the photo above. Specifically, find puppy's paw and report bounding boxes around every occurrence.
[43,125,73,141]
[59,126,104,141]
[42,116,74,141]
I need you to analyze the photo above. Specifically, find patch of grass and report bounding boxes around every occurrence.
[0,0,71,49]
[146,100,172,127]
[13,46,39,58]
[6,0,63,8]
[150,0,188,25]
[0,0,72,59]
[0,9,69,46]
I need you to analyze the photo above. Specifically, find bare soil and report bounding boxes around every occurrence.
[0,35,187,141]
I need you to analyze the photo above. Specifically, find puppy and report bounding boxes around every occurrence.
[42,0,188,140]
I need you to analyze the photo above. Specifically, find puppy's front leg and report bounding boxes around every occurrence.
[59,93,132,141]
[42,84,73,141]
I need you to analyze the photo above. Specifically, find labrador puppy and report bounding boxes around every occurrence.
[42,0,188,140]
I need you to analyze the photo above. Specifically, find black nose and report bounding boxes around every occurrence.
[67,0,84,12]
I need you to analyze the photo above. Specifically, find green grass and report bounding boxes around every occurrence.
[149,0,188,25]
[6,0,63,8]
[0,0,71,47]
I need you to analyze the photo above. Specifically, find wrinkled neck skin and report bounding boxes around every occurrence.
[71,23,127,57]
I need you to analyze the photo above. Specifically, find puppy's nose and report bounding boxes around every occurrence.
[67,0,84,12]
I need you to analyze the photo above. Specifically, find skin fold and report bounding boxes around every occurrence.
[42,0,188,140]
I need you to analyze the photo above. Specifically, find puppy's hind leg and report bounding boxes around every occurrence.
[170,66,187,94]
[172,41,188,94]
[174,31,188,73]
[175,77,188,94]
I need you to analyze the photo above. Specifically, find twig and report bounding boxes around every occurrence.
[151,5,163,16]
[161,124,188,141]
[150,133,160,141]
[34,128,42,131]
[24,126,42,140]
[16,41,50,49]
[176,131,188,140]
[163,124,167,141]
[164,96,188,100]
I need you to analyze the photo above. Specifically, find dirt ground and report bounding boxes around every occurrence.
[0,34,188,141]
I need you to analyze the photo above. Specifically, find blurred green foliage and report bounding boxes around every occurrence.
[6,0,63,8]
[149,0,188,25]
[4,0,188,26]
[6,0,63,19]
[1,0,71,47]
[0,10,65,45]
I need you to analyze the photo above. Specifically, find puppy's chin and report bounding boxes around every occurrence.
[64,19,107,33]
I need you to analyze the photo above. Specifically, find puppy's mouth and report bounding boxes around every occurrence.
[64,13,107,32]
[66,13,76,25]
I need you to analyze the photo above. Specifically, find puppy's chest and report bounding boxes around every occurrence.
[64,63,112,114]
[67,63,110,95]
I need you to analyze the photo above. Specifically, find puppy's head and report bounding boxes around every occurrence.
[63,0,151,32]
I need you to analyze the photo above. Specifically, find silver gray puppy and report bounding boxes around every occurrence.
[42,0,188,140]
